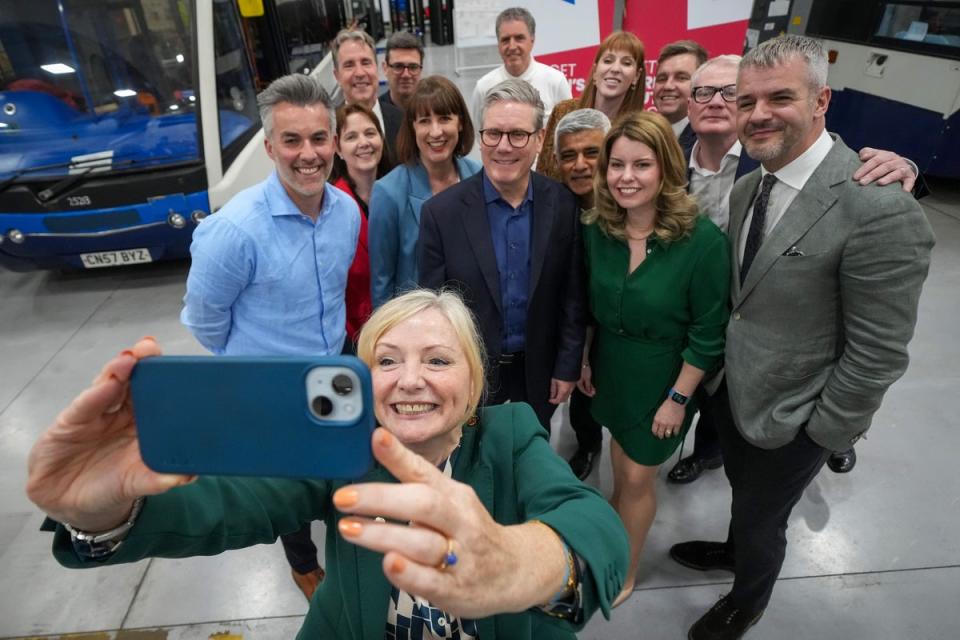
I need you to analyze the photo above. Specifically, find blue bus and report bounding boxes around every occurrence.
[0,0,347,271]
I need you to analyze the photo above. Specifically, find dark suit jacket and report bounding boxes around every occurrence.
[678,122,697,159]
[378,97,403,167]
[725,136,935,451]
[52,403,630,639]
[418,172,587,412]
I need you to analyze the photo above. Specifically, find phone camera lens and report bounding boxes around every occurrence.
[312,395,334,416]
[332,374,354,396]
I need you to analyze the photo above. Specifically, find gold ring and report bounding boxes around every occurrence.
[437,537,458,570]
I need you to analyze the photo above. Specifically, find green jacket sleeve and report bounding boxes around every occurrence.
[52,476,330,568]
[506,404,629,629]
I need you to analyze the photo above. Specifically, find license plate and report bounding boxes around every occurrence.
[80,248,152,268]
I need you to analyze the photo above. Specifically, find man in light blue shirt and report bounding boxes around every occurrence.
[180,74,359,600]
[181,76,359,357]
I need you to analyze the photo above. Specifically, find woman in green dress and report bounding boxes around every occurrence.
[579,111,730,606]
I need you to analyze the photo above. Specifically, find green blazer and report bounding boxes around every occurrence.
[51,403,629,639]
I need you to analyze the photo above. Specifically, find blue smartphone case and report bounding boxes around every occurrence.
[130,356,375,480]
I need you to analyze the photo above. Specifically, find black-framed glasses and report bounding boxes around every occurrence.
[387,62,422,74]
[692,84,737,103]
[479,128,538,148]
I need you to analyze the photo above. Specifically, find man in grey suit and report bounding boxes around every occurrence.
[671,35,935,640]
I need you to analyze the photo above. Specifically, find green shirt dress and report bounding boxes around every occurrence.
[584,216,730,465]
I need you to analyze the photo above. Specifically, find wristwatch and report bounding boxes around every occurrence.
[63,497,145,559]
[667,387,689,406]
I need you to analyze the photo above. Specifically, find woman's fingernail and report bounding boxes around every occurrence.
[120,350,135,358]
[338,519,363,537]
[141,335,157,342]
[376,429,394,448]
[105,402,123,414]
[333,488,359,509]
[389,556,406,574]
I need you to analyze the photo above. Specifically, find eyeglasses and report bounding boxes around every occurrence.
[479,128,538,148]
[692,84,738,103]
[387,62,422,74]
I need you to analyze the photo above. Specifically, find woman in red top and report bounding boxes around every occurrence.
[331,103,392,344]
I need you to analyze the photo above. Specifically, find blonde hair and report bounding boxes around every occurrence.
[586,111,699,243]
[356,289,486,421]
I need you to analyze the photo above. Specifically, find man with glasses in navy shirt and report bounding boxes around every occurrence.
[418,79,586,431]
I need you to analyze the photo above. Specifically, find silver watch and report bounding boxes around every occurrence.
[63,497,145,558]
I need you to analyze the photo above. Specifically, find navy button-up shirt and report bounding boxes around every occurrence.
[483,172,533,354]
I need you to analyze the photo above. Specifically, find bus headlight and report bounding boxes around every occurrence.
[8,229,25,244]
[191,210,207,224]
[168,212,186,229]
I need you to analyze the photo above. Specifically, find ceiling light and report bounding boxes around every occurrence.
[41,63,75,75]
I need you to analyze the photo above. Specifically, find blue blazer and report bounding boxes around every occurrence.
[368,156,481,308]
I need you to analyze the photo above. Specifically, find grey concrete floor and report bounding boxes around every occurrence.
[3,44,960,640]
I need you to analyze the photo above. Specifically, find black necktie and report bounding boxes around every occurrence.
[740,173,778,285]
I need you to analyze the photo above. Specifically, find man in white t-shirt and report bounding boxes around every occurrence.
[471,7,571,128]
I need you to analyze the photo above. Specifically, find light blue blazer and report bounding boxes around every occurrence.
[368,156,481,308]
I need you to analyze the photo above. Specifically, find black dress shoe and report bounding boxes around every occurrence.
[568,447,601,480]
[689,594,763,640]
[827,447,857,473]
[670,541,735,572]
[667,454,723,484]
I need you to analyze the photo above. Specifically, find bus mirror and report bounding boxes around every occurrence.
[237,0,264,17]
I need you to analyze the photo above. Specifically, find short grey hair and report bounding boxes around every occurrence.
[741,35,828,91]
[495,7,535,38]
[257,74,334,137]
[332,29,376,69]
[480,79,545,131]
[691,54,742,87]
[554,108,610,157]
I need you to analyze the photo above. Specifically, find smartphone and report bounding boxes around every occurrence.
[130,355,375,480]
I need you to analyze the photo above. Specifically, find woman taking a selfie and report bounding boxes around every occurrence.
[26,289,628,639]
[369,77,480,308]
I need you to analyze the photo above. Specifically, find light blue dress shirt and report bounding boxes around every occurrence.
[181,171,360,356]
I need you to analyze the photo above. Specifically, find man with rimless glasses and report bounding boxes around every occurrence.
[419,79,586,431]
[380,31,424,111]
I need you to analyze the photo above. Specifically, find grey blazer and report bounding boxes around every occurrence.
[724,137,935,451]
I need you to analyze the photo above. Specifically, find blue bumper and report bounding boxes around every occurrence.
[0,190,208,271]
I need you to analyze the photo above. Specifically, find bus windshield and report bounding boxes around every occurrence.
[0,0,199,181]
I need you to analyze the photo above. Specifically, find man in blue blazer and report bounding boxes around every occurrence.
[418,79,586,430]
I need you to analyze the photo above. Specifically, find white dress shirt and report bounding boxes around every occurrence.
[689,139,742,232]
[739,129,835,261]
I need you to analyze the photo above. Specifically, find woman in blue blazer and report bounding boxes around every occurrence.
[369,76,481,308]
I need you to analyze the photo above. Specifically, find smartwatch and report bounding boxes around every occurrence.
[667,387,689,406]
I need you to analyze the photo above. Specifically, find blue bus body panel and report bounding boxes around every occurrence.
[0,190,209,271]
[0,90,200,176]
[827,88,960,178]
